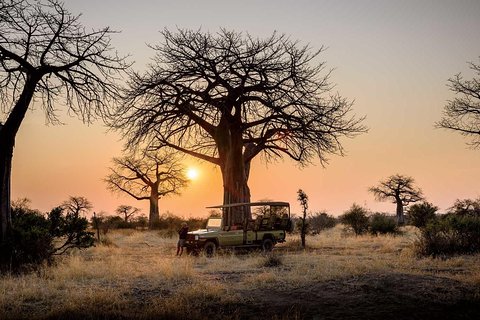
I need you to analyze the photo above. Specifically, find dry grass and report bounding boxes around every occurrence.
[1,226,479,319]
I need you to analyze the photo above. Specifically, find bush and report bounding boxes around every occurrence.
[369,213,398,235]
[309,212,337,234]
[340,204,369,235]
[1,202,94,272]
[415,214,480,256]
[407,202,438,228]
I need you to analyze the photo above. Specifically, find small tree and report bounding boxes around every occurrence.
[116,205,140,223]
[340,204,369,235]
[437,58,480,148]
[407,202,438,228]
[297,189,309,248]
[105,151,188,228]
[369,174,424,225]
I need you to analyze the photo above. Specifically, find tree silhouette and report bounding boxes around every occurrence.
[105,151,188,228]
[113,29,366,225]
[115,205,140,223]
[437,58,480,148]
[0,0,128,245]
[369,174,424,224]
[297,189,309,248]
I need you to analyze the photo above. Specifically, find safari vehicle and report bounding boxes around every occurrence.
[185,202,292,256]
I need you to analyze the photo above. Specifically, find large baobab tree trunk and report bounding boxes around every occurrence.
[148,189,160,229]
[217,125,251,227]
[396,199,405,225]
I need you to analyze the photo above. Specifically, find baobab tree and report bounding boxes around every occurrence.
[369,174,424,224]
[113,29,366,225]
[115,205,140,223]
[0,0,128,247]
[437,58,480,148]
[105,151,188,228]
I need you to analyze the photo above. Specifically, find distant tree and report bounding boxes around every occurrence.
[297,189,309,248]
[437,58,480,148]
[407,202,438,228]
[0,0,128,248]
[369,174,424,225]
[448,198,480,217]
[112,28,366,226]
[61,196,92,217]
[105,151,188,228]
[115,205,140,223]
[340,204,369,235]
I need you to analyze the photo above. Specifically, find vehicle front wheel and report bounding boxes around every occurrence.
[262,238,274,252]
[203,241,217,257]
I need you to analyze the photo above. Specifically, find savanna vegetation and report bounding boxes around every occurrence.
[1,221,479,319]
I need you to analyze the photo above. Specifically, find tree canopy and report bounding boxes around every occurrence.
[437,58,480,148]
[112,28,366,224]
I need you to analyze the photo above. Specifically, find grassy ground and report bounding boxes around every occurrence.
[1,226,479,319]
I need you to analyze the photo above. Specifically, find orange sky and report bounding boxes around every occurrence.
[9,0,480,218]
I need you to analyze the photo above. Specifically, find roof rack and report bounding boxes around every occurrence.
[206,201,289,209]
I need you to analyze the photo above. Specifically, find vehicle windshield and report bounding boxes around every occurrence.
[207,218,222,229]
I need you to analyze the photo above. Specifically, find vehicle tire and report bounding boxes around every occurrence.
[203,241,217,257]
[262,238,274,252]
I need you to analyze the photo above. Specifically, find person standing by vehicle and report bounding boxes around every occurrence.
[176,222,189,256]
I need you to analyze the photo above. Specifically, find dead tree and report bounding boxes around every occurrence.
[0,0,128,248]
[112,29,366,226]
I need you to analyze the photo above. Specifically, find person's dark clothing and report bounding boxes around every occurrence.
[178,226,189,239]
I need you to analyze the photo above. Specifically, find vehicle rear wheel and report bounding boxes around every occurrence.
[203,241,217,257]
[262,238,274,252]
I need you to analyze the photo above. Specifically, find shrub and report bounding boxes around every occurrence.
[1,202,94,272]
[407,202,438,228]
[415,214,480,256]
[309,212,337,234]
[369,213,398,235]
[339,204,369,235]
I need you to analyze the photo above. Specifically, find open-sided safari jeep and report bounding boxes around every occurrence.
[185,202,292,256]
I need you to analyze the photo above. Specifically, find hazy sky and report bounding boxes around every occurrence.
[11,0,480,217]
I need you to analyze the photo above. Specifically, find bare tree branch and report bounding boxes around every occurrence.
[437,57,480,148]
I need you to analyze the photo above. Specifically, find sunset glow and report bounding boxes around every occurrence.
[8,0,480,219]
[186,168,199,181]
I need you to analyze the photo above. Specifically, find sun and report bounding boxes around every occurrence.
[186,167,199,180]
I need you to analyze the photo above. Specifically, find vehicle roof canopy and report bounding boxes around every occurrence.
[206,201,290,209]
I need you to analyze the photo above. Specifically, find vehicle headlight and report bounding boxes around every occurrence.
[195,235,199,241]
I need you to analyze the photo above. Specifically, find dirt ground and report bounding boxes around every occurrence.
[233,272,480,320]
